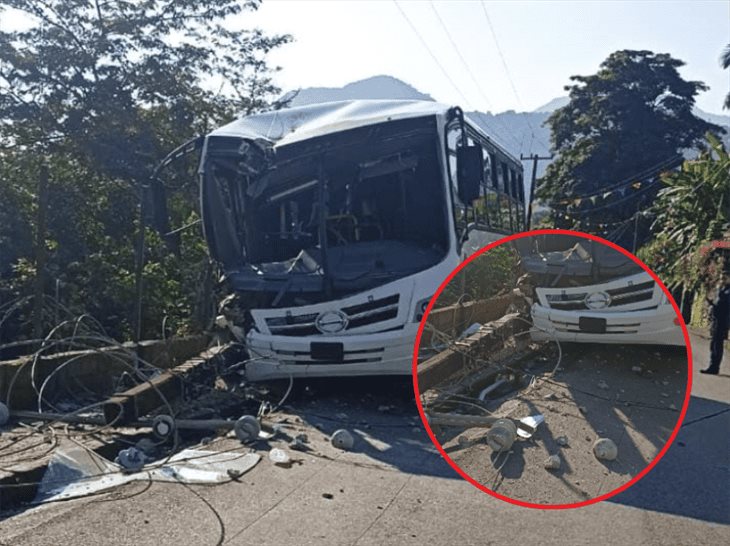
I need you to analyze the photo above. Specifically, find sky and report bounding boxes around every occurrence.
[234,0,730,115]
[0,1,727,115]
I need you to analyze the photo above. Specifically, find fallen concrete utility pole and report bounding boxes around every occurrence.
[426,412,499,428]
[426,412,542,447]
[10,409,260,438]
[417,313,527,392]
[102,344,230,425]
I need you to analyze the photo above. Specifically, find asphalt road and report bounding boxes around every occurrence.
[0,333,727,545]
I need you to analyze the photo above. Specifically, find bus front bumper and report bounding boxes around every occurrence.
[530,304,685,346]
[243,323,419,381]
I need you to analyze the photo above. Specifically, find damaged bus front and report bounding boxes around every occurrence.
[515,235,684,346]
[198,100,527,380]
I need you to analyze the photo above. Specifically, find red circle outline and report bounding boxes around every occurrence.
[411,228,693,510]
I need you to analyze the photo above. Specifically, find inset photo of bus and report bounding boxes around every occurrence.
[414,230,691,507]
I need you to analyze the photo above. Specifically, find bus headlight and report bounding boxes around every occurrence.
[413,296,434,322]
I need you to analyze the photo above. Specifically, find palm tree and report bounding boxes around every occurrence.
[722,44,730,109]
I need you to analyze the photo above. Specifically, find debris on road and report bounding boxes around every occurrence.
[115,447,146,472]
[289,433,309,451]
[486,419,518,452]
[269,448,291,466]
[516,414,545,439]
[331,429,355,450]
[593,438,618,461]
[544,454,561,470]
[35,446,260,504]
[234,415,261,443]
[556,435,569,447]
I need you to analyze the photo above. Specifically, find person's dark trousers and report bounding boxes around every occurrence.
[708,321,729,372]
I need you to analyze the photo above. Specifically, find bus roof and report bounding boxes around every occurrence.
[208,99,451,147]
[208,99,519,166]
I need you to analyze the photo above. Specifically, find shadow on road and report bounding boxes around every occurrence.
[611,393,730,524]
[277,376,456,479]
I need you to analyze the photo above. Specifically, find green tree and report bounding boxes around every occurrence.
[437,246,519,308]
[0,0,291,347]
[538,50,723,239]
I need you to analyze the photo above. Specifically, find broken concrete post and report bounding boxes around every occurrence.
[485,418,517,452]
[425,412,499,428]
[269,448,291,466]
[417,313,528,392]
[102,344,228,425]
[593,438,618,461]
[233,415,261,443]
[544,454,561,470]
[331,429,354,450]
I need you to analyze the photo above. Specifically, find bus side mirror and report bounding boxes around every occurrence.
[457,145,483,204]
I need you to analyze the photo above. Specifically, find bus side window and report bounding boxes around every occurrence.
[509,168,520,230]
[488,152,501,229]
[446,122,467,241]
[474,147,491,228]
[499,162,512,231]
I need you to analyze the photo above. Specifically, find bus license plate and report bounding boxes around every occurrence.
[578,317,607,334]
[310,342,344,362]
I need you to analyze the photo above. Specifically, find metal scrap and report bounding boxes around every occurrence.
[35,445,260,504]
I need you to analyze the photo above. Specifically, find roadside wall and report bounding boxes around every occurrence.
[422,294,515,346]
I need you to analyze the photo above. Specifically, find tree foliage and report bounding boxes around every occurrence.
[538,50,723,240]
[638,133,730,294]
[437,246,519,308]
[0,0,291,350]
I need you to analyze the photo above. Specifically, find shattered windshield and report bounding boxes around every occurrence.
[201,116,449,288]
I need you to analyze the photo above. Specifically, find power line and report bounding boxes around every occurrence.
[562,179,662,215]
[478,0,551,153]
[428,1,524,151]
[392,0,474,109]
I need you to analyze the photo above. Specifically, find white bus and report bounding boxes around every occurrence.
[195,100,528,380]
[514,235,684,346]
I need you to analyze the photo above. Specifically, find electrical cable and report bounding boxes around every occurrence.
[478,0,551,152]
[428,1,525,151]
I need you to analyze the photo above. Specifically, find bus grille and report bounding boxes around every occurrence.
[265,295,400,336]
[545,280,655,311]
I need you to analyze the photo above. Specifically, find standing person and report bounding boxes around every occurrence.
[702,273,730,375]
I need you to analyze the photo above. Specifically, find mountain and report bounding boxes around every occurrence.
[285,75,433,107]
[532,95,730,128]
[282,76,553,175]
[533,96,569,113]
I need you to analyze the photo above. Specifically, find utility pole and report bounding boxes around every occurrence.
[521,153,553,229]
[632,204,640,254]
